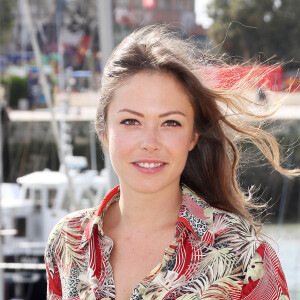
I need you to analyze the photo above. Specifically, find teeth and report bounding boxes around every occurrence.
[136,162,163,168]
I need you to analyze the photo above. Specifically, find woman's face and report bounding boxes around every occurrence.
[104,72,198,195]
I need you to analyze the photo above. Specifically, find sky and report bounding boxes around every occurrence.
[194,0,213,28]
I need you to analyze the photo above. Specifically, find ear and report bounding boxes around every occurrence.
[189,132,199,151]
[100,131,109,148]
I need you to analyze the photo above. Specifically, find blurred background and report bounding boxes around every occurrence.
[0,0,299,299]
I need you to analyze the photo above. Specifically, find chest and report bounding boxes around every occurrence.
[59,231,246,300]
[108,229,176,300]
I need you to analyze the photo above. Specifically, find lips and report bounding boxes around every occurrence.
[134,162,164,168]
[132,160,167,174]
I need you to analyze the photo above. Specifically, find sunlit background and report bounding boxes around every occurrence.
[0,0,299,299]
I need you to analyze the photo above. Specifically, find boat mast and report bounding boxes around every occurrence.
[0,89,4,300]
[96,0,119,188]
[22,0,76,208]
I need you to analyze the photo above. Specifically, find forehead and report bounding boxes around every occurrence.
[109,71,194,114]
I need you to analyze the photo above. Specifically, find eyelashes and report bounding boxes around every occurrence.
[163,120,181,127]
[120,119,182,127]
[120,119,139,126]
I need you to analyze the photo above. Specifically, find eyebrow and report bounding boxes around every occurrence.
[118,109,187,118]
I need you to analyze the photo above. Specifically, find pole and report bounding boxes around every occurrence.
[0,102,4,300]
[0,16,5,299]
[96,0,119,188]
[22,0,76,209]
[57,0,65,92]
[278,124,297,225]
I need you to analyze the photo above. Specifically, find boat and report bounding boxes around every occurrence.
[0,156,108,298]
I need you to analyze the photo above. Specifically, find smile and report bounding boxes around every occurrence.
[134,162,164,168]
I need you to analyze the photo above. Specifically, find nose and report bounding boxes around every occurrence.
[140,126,161,152]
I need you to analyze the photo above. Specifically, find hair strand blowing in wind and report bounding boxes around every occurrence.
[95,25,300,223]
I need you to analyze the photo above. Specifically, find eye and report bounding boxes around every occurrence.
[163,120,182,127]
[120,119,140,126]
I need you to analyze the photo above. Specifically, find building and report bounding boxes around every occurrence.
[114,0,207,44]
[1,0,207,72]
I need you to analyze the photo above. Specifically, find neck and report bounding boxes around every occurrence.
[112,183,182,231]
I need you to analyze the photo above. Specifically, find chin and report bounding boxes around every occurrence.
[121,178,180,195]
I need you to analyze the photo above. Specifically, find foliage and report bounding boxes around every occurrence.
[1,76,8,86]
[207,0,300,64]
[0,0,15,43]
[7,76,28,108]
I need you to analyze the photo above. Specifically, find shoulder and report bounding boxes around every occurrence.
[211,209,263,266]
[209,208,262,269]
[181,185,260,245]
[44,207,99,297]
[181,186,289,298]
[49,207,97,237]
[46,207,97,253]
[212,210,290,298]
[212,208,259,242]
[240,240,290,298]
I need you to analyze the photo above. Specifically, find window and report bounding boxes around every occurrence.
[34,189,42,212]
[25,188,30,199]
[158,0,170,10]
[15,217,26,237]
[34,189,41,200]
[48,189,57,208]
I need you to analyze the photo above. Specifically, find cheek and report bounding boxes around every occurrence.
[107,128,136,159]
[168,133,194,158]
[107,133,128,175]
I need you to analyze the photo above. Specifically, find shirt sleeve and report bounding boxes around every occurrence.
[44,222,64,299]
[240,242,290,300]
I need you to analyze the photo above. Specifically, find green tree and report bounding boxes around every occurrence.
[207,0,300,63]
[0,0,15,44]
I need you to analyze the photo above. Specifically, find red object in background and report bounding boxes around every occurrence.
[284,77,300,92]
[197,65,283,91]
[143,0,156,9]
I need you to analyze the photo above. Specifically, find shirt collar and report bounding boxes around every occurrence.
[80,186,120,247]
[179,185,214,243]
[80,185,214,248]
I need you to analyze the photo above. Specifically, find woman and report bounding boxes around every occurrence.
[45,26,297,299]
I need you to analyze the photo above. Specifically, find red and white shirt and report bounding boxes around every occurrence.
[45,185,290,299]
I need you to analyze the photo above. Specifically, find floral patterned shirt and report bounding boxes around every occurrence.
[45,185,290,299]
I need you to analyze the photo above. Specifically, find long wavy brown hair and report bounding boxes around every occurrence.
[95,25,299,222]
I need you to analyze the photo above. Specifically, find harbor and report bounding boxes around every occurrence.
[0,0,300,299]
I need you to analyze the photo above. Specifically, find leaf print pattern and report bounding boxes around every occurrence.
[45,185,290,299]
[244,252,265,283]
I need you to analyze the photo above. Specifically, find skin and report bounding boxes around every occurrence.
[102,71,199,300]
